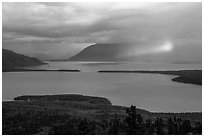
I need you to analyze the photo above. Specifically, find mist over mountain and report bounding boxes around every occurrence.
[67,43,201,63]
[68,43,126,61]
[3,3,201,63]
[67,43,149,61]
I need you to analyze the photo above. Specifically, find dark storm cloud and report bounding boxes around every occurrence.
[2,2,202,61]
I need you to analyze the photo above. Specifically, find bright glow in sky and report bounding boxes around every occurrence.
[130,41,174,56]
[2,2,201,62]
[161,41,173,52]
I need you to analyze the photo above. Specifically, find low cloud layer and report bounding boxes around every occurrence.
[2,2,202,62]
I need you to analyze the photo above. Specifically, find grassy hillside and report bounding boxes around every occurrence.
[2,94,202,135]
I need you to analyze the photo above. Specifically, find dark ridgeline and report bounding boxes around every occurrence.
[2,49,80,72]
[2,49,47,72]
[2,95,202,135]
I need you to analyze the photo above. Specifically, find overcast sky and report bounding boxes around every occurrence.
[2,2,202,62]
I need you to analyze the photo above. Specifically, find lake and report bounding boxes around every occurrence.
[2,61,202,112]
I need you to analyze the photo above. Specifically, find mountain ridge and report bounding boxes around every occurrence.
[67,43,129,61]
[2,48,47,72]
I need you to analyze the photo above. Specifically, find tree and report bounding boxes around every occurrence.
[176,117,183,134]
[145,119,155,134]
[108,113,121,135]
[181,120,192,134]
[192,122,202,135]
[136,113,145,134]
[124,105,144,135]
[155,118,164,135]
[78,118,90,135]
[167,117,175,134]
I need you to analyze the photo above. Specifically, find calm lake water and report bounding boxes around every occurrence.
[2,62,202,112]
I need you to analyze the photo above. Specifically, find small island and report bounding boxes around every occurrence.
[3,94,202,135]
[98,70,202,85]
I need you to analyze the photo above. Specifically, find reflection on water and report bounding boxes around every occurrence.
[3,62,202,112]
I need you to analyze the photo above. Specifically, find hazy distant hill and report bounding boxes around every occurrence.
[66,43,202,63]
[67,43,129,61]
[2,49,47,71]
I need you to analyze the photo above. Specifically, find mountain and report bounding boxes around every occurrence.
[67,43,129,61]
[66,43,202,63]
[2,49,47,71]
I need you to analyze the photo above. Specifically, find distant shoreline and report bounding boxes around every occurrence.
[2,69,80,72]
[98,70,202,85]
[3,69,201,85]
